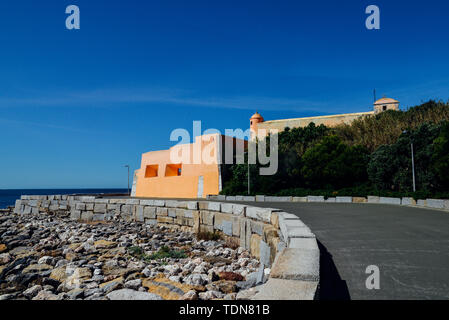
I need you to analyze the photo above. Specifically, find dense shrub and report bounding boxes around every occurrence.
[301,136,369,189]
[367,123,440,192]
[432,121,449,188]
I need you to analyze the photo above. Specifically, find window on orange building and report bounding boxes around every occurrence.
[145,165,159,178]
[165,164,182,177]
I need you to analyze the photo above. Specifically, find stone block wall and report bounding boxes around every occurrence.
[14,195,320,300]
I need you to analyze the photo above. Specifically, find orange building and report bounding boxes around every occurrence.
[134,133,246,199]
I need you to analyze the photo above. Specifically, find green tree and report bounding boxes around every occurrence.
[301,135,369,189]
[368,123,440,192]
[432,121,449,188]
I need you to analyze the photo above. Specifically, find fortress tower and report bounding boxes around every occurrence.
[250,96,399,139]
[374,97,399,114]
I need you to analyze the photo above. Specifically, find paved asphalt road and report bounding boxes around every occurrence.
[236,201,449,300]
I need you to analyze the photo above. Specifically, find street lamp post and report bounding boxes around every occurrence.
[403,131,416,192]
[411,142,416,192]
[124,165,130,196]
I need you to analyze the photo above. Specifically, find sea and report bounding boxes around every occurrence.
[0,189,128,209]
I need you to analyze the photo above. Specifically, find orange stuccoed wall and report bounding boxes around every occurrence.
[135,134,243,199]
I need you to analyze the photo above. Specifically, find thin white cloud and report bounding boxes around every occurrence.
[0,87,327,112]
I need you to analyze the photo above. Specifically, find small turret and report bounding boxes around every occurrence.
[250,112,264,133]
[374,97,399,114]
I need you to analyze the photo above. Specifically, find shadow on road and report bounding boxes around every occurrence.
[317,240,351,300]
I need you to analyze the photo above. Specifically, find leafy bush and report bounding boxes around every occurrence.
[367,123,440,192]
[432,121,449,188]
[301,136,369,189]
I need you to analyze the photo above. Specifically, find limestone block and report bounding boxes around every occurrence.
[307,196,324,202]
[208,202,221,212]
[445,200,449,210]
[121,205,132,215]
[22,206,33,214]
[200,210,215,226]
[263,225,278,244]
[80,196,95,203]
[156,207,168,216]
[157,216,174,224]
[184,210,194,218]
[336,197,352,203]
[86,203,94,211]
[417,200,427,206]
[28,200,39,207]
[232,204,246,216]
[235,196,244,201]
[107,204,117,211]
[143,207,156,219]
[94,204,107,213]
[325,197,336,203]
[81,211,93,222]
[70,209,81,220]
[250,220,265,236]
[175,217,193,227]
[31,207,39,214]
[226,196,236,201]
[168,208,177,218]
[288,238,319,251]
[270,248,319,282]
[93,213,105,221]
[352,197,367,203]
[242,196,255,202]
[75,203,86,211]
[153,200,165,207]
[246,207,272,223]
[94,199,109,204]
[214,213,232,231]
[292,197,307,202]
[426,199,446,209]
[252,279,318,300]
[250,234,262,259]
[265,196,292,202]
[221,203,234,214]
[187,201,198,210]
[135,205,144,222]
[401,197,416,206]
[379,197,401,205]
[278,212,298,220]
[232,216,240,237]
[280,219,314,243]
[256,195,265,202]
[222,221,233,236]
[270,212,279,229]
[245,220,252,250]
[192,211,200,233]
[259,240,271,267]
[367,196,380,203]
[239,219,247,249]
[140,200,154,206]
[165,200,179,208]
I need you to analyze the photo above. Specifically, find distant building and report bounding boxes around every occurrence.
[250,97,399,139]
[133,133,246,199]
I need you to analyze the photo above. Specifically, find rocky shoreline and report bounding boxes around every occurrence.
[0,208,266,300]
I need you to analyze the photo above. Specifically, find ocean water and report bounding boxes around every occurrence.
[0,189,128,209]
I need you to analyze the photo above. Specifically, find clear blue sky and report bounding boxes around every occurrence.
[1,0,448,189]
